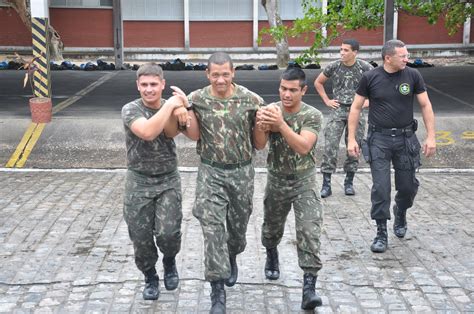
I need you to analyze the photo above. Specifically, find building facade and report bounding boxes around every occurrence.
[0,0,472,61]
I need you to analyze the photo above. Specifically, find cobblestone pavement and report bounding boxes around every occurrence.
[0,170,473,313]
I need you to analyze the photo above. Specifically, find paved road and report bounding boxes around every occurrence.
[0,66,473,169]
[0,169,472,312]
[0,65,473,312]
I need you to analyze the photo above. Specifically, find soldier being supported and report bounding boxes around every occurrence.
[187,52,265,313]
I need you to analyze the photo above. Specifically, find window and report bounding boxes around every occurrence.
[259,0,306,20]
[49,0,112,8]
[122,0,184,20]
[190,0,253,21]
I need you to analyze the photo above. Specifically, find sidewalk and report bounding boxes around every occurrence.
[0,169,472,312]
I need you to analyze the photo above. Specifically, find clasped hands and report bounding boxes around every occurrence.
[167,86,192,128]
[256,104,284,133]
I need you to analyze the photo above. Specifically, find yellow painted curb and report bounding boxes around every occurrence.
[6,71,118,168]
[5,123,45,168]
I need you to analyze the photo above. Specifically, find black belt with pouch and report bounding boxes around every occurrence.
[370,120,417,137]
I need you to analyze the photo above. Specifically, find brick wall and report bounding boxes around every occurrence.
[0,7,469,49]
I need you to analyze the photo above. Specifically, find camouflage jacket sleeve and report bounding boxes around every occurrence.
[301,104,323,138]
[121,100,143,129]
[323,61,339,78]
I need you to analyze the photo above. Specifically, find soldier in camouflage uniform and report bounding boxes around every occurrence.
[187,52,264,313]
[121,63,199,301]
[254,67,324,310]
[315,39,373,198]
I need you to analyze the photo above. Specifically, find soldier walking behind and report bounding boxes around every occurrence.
[255,67,324,310]
[315,39,373,197]
[347,40,436,253]
[121,63,199,300]
[187,52,265,313]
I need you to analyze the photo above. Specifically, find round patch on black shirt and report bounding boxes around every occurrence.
[399,83,410,95]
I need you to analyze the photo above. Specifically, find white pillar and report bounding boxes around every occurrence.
[31,0,48,18]
[393,9,398,39]
[184,0,190,49]
[253,0,259,50]
[463,4,471,46]
[322,0,327,38]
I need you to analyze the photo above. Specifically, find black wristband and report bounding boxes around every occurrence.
[186,104,193,111]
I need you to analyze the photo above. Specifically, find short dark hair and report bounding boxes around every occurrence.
[136,62,164,80]
[382,39,406,60]
[207,52,233,70]
[342,38,360,52]
[281,66,307,88]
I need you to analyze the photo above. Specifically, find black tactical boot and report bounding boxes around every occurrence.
[371,219,388,253]
[224,255,238,287]
[320,173,332,198]
[344,172,356,196]
[264,247,280,280]
[393,204,408,238]
[142,268,159,300]
[163,256,179,290]
[301,273,322,310]
[210,280,226,314]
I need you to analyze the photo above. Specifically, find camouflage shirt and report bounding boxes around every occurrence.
[188,84,265,163]
[267,101,323,174]
[323,59,373,104]
[121,98,177,176]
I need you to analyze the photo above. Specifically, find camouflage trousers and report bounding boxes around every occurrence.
[321,106,366,173]
[262,168,323,276]
[193,162,255,282]
[123,169,183,274]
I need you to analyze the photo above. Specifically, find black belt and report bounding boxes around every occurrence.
[201,157,252,170]
[370,124,414,137]
[340,103,352,107]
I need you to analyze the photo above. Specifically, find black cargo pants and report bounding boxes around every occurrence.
[367,131,421,220]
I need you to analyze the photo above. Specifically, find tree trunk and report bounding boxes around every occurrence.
[6,0,64,60]
[261,0,290,68]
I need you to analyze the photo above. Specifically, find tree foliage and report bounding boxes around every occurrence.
[397,0,472,34]
[260,0,473,65]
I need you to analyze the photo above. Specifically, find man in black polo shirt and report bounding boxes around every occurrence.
[347,39,436,253]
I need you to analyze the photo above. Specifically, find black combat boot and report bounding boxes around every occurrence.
[301,273,322,310]
[393,204,408,238]
[224,255,238,287]
[163,256,179,290]
[370,219,388,253]
[210,280,226,314]
[344,172,356,195]
[320,173,332,198]
[142,268,159,300]
[264,247,280,280]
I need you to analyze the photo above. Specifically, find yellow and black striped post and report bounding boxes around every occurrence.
[31,16,51,98]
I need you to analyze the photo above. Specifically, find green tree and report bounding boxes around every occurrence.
[260,0,473,66]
